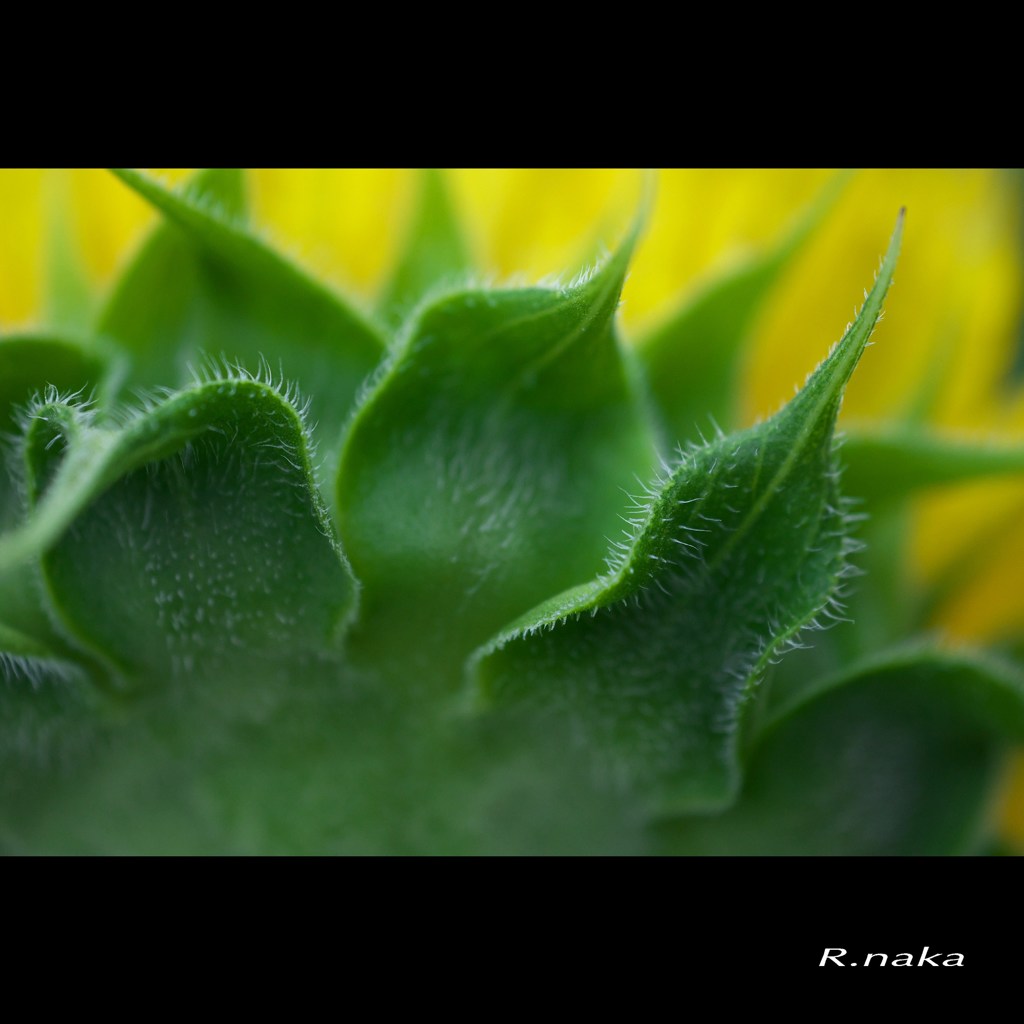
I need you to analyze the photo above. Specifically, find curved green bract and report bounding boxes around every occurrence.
[655,646,1024,854]
[0,333,109,438]
[2,379,355,692]
[471,213,903,815]
[0,334,113,657]
[337,233,660,675]
[0,332,111,546]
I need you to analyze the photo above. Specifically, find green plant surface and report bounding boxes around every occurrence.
[1,169,1023,855]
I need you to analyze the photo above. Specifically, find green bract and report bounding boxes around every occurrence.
[2,170,1023,854]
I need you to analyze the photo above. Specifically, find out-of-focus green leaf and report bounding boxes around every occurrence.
[97,168,246,390]
[105,168,386,487]
[42,171,98,333]
[841,424,1024,505]
[377,168,471,330]
[655,646,1024,854]
[471,212,903,816]
[337,233,659,676]
[637,170,850,449]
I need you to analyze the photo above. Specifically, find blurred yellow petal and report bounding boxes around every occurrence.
[627,169,834,329]
[910,391,1024,642]
[249,169,415,298]
[67,168,193,284]
[0,168,193,332]
[743,169,1023,429]
[447,169,833,332]
[0,170,45,326]
[914,479,1024,641]
[448,169,634,284]
[999,753,1024,852]
[243,169,843,337]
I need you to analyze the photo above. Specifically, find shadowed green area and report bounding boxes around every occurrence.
[654,647,1024,854]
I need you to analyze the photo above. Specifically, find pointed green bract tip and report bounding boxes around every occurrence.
[570,183,652,316]
[819,208,902,384]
